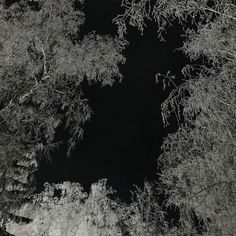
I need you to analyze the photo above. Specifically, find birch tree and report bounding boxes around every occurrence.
[115,0,236,235]
[0,0,127,230]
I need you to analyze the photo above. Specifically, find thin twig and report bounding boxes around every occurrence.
[188,180,236,200]
[202,6,236,21]
[35,36,48,81]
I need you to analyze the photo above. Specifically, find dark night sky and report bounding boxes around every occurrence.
[35,0,189,202]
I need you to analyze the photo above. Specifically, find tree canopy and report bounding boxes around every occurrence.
[6,180,168,236]
[0,0,127,229]
[1,0,235,235]
[113,0,236,235]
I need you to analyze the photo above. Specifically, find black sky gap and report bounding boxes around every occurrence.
[35,0,190,202]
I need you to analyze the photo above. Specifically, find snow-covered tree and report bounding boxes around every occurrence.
[6,180,169,236]
[0,0,127,230]
[115,0,236,234]
[158,22,236,236]
[6,180,123,236]
[120,181,168,236]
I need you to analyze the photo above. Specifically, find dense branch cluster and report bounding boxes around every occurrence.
[115,0,236,235]
[113,0,236,40]
[6,180,168,236]
[0,0,235,235]
[0,0,127,230]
